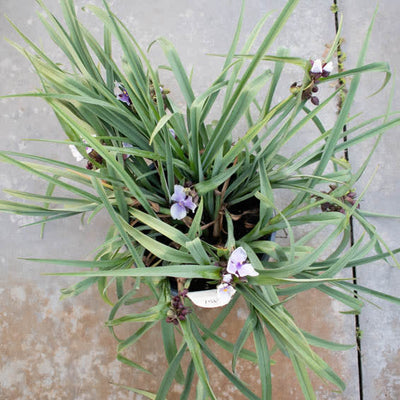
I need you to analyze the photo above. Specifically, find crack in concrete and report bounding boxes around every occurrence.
[333,1,363,399]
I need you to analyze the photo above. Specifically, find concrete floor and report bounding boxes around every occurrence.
[0,1,399,399]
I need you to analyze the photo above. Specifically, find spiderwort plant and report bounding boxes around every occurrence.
[1,0,400,399]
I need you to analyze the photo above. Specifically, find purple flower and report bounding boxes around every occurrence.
[114,81,132,105]
[216,282,236,302]
[310,59,333,78]
[226,247,258,278]
[310,59,323,74]
[170,185,197,220]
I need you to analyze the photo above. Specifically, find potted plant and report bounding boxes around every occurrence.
[1,0,399,398]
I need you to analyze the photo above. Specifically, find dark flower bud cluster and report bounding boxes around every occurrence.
[314,185,360,214]
[341,191,360,210]
[295,59,333,106]
[166,288,191,325]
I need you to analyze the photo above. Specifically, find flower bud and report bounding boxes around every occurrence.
[311,96,320,106]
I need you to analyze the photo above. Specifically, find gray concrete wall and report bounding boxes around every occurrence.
[0,1,398,399]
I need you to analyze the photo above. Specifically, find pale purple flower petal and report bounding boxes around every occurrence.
[171,185,186,202]
[231,247,247,263]
[216,283,236,302]
[222,274,232,284]
[226,261,237,275]
[238,263,259,277]
[170,203,187,220]
[227,247,247,274]
[310,59,323,74]
[182,197,196,212]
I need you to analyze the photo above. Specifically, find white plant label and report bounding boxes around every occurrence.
[187,289,231,308]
